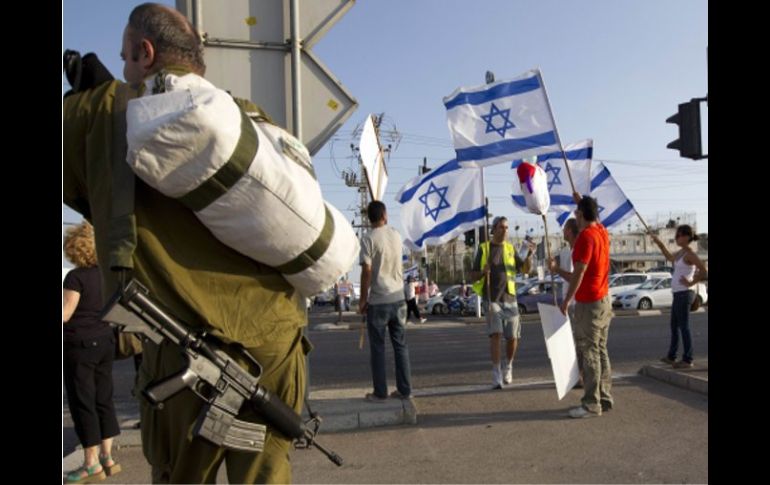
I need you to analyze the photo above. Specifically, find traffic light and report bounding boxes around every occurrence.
[666,99,703,160]
[464,229,475,247]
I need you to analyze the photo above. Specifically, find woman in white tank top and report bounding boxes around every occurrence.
[650,225,708,368]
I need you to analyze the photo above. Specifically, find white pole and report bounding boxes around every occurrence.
[289,0,302,140]
[536,68,576,194]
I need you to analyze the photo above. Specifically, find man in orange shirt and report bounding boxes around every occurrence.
[560,195,613,418]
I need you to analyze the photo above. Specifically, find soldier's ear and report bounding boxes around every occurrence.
[141,38,156,69]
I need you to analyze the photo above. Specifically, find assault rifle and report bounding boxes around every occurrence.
[102,279,343,466]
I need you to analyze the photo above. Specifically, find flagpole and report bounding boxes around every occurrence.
[373,114,389,201]
[481,70,496,325]
[542,214,558,307]
[634,209,652,233]
[536,68,577,194]
[480,167,493,325]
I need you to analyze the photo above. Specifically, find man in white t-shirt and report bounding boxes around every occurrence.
[556,220,578,301]
[404,275,426,324]
[549,217,582,385]
[359,201,413,401]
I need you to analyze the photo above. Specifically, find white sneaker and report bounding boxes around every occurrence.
[568,405,600,419]
[492,366,503,389]
[419,318,427,324]
[503,363,513,384]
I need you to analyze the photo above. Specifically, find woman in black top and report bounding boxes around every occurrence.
[62,222,121,483]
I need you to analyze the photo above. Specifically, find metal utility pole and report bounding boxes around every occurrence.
[452,242,456,282]
[289,0,302,140]
[346,144,371,239]
[434,245,440,284]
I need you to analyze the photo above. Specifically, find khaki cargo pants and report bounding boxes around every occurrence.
[573,295,613,413]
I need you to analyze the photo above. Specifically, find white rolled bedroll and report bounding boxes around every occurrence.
[125,73,358,297]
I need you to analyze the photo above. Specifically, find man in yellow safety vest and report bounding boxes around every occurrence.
[471,216,535,389]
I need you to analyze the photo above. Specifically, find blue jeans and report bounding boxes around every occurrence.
[668,290,695,363]
[367,301,412,398]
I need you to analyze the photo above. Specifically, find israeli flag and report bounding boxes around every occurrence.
[444,68,560,168]
[396,159,485,250]
[511,139,593,214]
[554,161,635,229]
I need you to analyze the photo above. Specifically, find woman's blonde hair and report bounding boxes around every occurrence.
[63,221,98,268]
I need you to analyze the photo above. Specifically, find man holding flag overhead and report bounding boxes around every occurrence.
[470,217,535,389]
[561,195,614,418]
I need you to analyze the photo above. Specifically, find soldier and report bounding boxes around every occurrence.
[63,3,309,482]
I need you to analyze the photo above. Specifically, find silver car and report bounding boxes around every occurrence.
[613,276,708,310]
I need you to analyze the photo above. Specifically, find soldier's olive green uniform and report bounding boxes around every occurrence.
[63,79,308,483]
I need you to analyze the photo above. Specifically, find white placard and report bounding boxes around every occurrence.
[359,115,388,200]
[538,302,580,400]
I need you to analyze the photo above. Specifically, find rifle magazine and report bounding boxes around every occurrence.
[193,406,266,453]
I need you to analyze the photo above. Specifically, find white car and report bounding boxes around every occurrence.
[608,272,670,297]
[426,285,456,315]
[425,285,483,315]
[612,276,708,310]
[313,288,335,306]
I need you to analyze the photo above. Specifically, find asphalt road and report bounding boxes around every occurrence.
[305,312,709,390]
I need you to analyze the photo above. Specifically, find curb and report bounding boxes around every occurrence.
[613,307,706,317]
[310,396,417,432]
[638,364,708,395]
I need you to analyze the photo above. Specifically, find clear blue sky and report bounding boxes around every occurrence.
[63,0,708,271]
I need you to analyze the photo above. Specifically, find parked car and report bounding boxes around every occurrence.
[426,285,458,315]
[608,272,670,297]
[516,279,564,314]
[313,288,335,306]
[646,266,673,274]
[612,276,708,310]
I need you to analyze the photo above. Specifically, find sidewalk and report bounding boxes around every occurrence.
[639,359,708,395]
[63,363,707,483]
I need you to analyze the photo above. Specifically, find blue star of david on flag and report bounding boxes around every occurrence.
[480,102,516,138]
[553,160,635,230]
[543,162,562,191]
[418,182,451,221]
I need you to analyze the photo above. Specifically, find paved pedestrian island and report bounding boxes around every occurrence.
[64,363,707,483]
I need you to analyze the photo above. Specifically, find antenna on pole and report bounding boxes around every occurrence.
[346,143,370,238]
